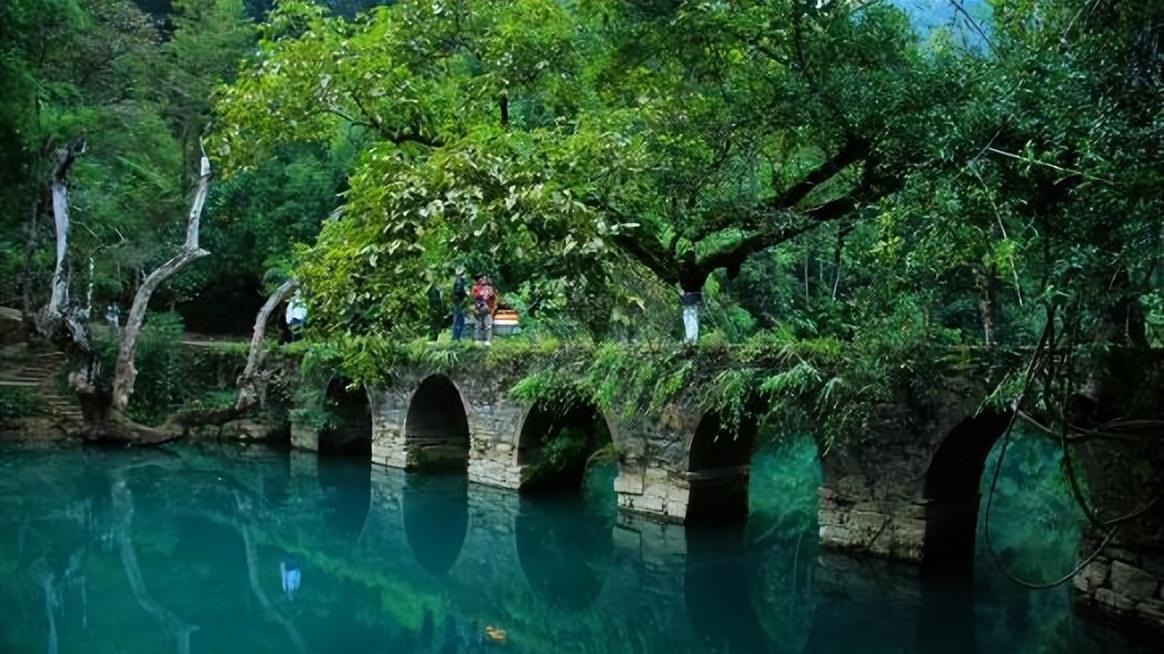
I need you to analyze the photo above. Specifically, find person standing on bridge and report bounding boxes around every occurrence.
[284,290,308,342]
[470,274,496,344]
[425,270,444,342]
[451,265,468,342]
[680,290,702,344]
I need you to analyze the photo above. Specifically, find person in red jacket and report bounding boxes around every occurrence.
[470,274,497,343]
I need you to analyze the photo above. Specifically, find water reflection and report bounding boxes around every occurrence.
[748,521,817,653]
[917,562,979,654]
[685,524,765,652]
[316,455,371,545]
[0,442,1154,654]
[515,492,613,610]
[403,473,469,577]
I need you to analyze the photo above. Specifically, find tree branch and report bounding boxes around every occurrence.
[111,153,212,413]
[344,92,445,148]
[612,231,679,285]
[699,193,863,279]
[766,139,868,211]
[236,279,299,410]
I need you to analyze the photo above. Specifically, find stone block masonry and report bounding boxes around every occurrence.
[289,355,1164,635]
[1072,536,1164,631]
[365,366,529,490]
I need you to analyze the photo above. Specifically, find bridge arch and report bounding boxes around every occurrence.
[684,410,759,522]
[921,411,1012,574]
[404,374,471,471]
[516,399,613,492]
[318,378,372,456]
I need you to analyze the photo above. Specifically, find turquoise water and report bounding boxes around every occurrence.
[0,440,1151,654]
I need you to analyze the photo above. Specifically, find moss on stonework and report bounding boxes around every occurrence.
[281,327,1028,453]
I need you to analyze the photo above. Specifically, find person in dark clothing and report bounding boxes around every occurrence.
[426,270,444,342]
[451,265,468,341]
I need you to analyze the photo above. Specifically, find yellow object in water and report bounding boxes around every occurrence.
[484,625,508,644]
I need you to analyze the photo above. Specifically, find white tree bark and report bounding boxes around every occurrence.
[236,278,299,410]
[111,154,212,413]
[37,139,90,348]
[47,140,85,318]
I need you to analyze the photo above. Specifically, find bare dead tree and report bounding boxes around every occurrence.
[110,152,212,413]
[33,138,301,444]
[35,138,90,349]
[236,278,299,410]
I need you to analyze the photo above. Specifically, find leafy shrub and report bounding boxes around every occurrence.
[0,387,42,423]
[90,312,249,425]
[520,426,591,487]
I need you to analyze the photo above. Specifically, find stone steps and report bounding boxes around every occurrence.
[0,351,83,421]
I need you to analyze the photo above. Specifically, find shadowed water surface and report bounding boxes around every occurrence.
[0,440,1151,653]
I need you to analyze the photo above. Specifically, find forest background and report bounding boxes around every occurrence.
[2,0,1162,442]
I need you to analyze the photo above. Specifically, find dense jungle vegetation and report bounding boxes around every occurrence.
[2,1,1162,462]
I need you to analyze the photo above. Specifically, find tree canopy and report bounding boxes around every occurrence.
[4,0,1163,437]
[205,0,1163,355]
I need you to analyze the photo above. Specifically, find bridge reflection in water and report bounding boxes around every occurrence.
[280,448,958,654]
[0,443,1149,654]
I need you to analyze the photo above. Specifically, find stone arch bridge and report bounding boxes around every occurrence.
[285,352,1164,629]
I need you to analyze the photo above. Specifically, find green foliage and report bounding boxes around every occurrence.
[0,387,43,422]
[519,426,591,487]
[5,0,1162,467]
[86,312,248,425]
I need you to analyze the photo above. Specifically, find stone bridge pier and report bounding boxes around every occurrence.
[816,397,1012,569]
[297,366,612,492]
[604,381,1016,577]
[286,358,1164,631]
[367,368,528,488]
[608,399,758,524]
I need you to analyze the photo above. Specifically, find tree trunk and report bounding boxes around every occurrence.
[33,143,290,444]
[236,279,299,410]
[48,153,73,316]
[110,154,211,413]
[47,140,86,318]
[33,139,90,350]
[830,225,850,300]
[976,268,996,346]
[803,250,811,304]
[77,277,300,444]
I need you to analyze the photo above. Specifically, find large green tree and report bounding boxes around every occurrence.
[213,0,641,337]
[212,0,970,339]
